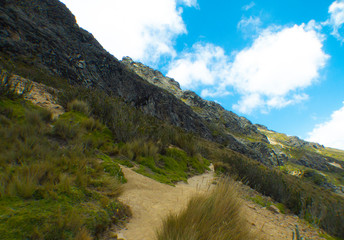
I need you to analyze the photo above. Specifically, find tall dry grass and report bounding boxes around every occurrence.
[156,178,260,240]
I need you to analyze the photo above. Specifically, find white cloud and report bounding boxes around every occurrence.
[229,24,329,113]
[325,0,344,41]
[242,2,255,11]
[60,0,196,64]
[237,16,262,38]
[167,43,231,91]
[307,103,344,150]
[168,23,329,114]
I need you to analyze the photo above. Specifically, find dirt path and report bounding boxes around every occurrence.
[106,165,326,240]
[113,166,215,240]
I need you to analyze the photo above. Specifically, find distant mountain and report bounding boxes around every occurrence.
[1,0,343,194]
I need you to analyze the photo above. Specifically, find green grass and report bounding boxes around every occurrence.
[132,147,209,185]
[279,162,344,188]
[0,99,128,239]
[249,195,272,207]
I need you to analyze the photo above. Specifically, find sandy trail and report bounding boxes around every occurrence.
[111,165,325,240]
[115,166,215,240]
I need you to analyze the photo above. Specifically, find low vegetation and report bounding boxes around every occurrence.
[0,71,209,239]
[1,57,344,238]
[0,98,131,239]
[156,178,261,240]
[208,146,344,238]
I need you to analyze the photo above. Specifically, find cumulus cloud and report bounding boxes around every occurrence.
[167,43,231,93]
[307,103,344,150]
[229,24,329,113]
[168,23,329,114]
[60,0,195,64]
[325,0,344,41]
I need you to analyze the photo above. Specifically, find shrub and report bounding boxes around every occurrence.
[67,99,90,116]
[120,139,160,161]
[53,120,80,141]
[82,117,103,131]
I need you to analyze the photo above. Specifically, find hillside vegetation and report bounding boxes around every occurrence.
[0,70,209,239]
[1,67,344,239]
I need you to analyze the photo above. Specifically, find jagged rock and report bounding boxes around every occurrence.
[122,57,181,96]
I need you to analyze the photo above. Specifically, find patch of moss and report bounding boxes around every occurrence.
[98,155,127,183]
[249,195,272,208]
[132,147,210,185]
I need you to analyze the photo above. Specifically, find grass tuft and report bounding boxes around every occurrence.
[156,178,261,240]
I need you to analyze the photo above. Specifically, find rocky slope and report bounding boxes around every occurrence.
[0,0,212,140]
[1,0,344,180]
[121,57,344,193]
[258,126,344,194]
[122,57,287,166]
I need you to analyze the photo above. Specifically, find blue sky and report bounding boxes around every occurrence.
[61,0,344,150]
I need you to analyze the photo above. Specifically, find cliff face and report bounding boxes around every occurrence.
[0,0,213,139]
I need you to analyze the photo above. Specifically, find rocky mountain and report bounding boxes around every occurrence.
[1,0,343,191]
[121,57,286,166]
[121,57,344,193]
[0,0,280,167]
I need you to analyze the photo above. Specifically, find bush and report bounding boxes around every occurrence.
[67,99,90,116]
